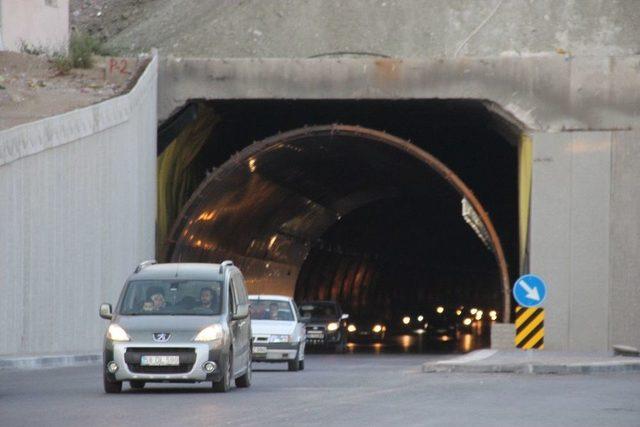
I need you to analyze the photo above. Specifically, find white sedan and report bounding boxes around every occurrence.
[249,295,306,371]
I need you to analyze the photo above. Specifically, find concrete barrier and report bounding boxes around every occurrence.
[0,52,158,357]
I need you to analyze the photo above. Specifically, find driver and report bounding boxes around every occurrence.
[198,287,218,310]
[269,302,281,320]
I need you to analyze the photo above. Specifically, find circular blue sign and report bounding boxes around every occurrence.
[513,274,547,308]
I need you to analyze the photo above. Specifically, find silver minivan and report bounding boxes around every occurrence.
[99,261,252,393]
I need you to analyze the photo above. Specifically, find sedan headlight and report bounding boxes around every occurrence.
[106,324,130,342]
[347,324,357,333]
[372,324,383,333]
[327,322,339,332]
[269,334,291,343]
[194,324,223,342]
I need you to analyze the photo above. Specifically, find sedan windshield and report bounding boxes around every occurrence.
[299,303,337,319]
[249,299,294,321]
[119,280,223,315]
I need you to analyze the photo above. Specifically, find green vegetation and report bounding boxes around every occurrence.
[18,40,46,56]
[50,32,121,74]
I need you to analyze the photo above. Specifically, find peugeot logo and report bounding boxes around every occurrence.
[153,333,171,343]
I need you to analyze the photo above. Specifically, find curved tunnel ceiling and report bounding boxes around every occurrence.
[165,125,511,321]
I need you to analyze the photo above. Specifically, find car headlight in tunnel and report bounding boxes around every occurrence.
[194,324,223,342]
[436,306,444,314]
[327,322,339,332]
[463,318,472,326]
[269,334,291,343]
[106,324,130,342]
[417,315,424,322]
[402,316,411,325]
[372,324,383,333]
[347,324,357,333]
[470,308,478,315]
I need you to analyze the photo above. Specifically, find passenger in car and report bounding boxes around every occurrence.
[147,287,168,311]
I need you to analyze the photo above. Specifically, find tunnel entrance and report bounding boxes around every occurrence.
[158,100,523,349]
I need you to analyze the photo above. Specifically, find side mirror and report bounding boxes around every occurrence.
[233,303,249,320]
[341,313,349,320]
[99,303,113,320]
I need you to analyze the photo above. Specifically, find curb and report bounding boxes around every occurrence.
[422,360,640,375]
[0,354,101,370]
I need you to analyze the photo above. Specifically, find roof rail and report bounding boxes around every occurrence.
[219,260,234,274]
[135,259,157,273]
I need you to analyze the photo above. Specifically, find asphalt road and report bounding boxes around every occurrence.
[1,352,639,427]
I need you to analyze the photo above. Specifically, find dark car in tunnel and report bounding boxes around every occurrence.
[346,315,388,344]
[298,301,349,352]
[423,316,458,344]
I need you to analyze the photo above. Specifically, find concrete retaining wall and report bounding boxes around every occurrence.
[0,54,157,357]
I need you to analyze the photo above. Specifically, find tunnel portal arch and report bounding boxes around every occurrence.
[164,124,512,322]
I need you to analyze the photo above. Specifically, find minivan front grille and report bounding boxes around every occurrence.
[124,347,196,374]
[127,364,193,374]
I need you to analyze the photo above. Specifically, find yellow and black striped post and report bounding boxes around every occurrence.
[515,306,544,349]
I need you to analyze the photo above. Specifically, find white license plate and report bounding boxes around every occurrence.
[140,355,180,366]
[308,332,324,339]
[253,346,268,354]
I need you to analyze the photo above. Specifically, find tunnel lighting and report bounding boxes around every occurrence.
[417,315,424,322]
[470,308,478,315]
[248,158,257,172]
[402,316,411,325]
[268,235,278,249]
[455,309,462,316]
[436,306,444,314]
[461,198,491,249]
[347,324,357,333]
[463,318,472,326]
[372,324,383,333]
[327,322,339,332]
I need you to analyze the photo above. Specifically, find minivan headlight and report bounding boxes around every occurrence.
[269,334,291,343]
[194,324,223,342]
[106,324,130,342]
[327,322,339,332]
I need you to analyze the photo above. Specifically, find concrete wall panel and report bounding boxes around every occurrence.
[0,54,157,356]
[609,130,640,350]
[530,132,573,350]
[530,132,612,351]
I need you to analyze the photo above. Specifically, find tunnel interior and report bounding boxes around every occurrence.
[158,100,521,328]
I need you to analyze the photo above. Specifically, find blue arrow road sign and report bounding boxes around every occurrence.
[513,274,547,308]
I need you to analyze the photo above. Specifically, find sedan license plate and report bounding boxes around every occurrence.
[253,346,267,354]
[140,355,180,366]
[307,332,324,339]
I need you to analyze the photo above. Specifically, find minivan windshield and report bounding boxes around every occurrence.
[119,280,223,315]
